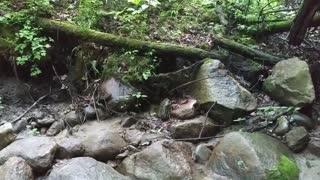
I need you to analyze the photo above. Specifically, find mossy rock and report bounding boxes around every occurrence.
[266,156,299,180]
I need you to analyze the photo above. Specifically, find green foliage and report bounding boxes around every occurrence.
[0,0,53,76]
[267,155,299,180]
[74,0,103,28]
[103,50,157,83]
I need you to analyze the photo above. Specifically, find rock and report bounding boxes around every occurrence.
[72,122,127,161]
[100,78,136,112]
[124,129,166,145]
[158,98,171,121]
[171,98,197,120]
[285,126,310,152]
[32,110,45,119]
[12,118,28,133]
[308,137,320,156]
[47,157,129,180]
[289,112,315,130]
[55,137,85,159]
[171,116,219,139]
[46,120,65,136]
[274,116,290,136]
[118,140,194,180]
[207,132,298,180]
[121,116,139,127]
[0,137,57,172]
[0,157,33,180]
[83,105,96,120]
[193,144,211,163]
[63,111,81,127]
[263,57,315,106]
[190,59,257,125]
[37,115,56,126]
[0,123,16,150]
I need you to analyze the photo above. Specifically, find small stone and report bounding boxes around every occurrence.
[83,105,96,120]
[40,127,47,135]
[308,137,320,156]
[30,121,37,128]
[33,110,45,119]
[193,144,211,163]
[274,116,290,136]
[171,98,197,120]
[12,118,28,133]
[116,150,130,159]
[0,157,34,180]
[55,137,85,159]
[290,112,315,130]
[121,117,139,127]
[37,115,56,126]
[46,120,65,136]
[158,98,171,121]
[64,111,81,127]
[0,123,16,150]
[285,126,310,152]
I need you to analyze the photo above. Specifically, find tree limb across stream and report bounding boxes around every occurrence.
[36,18,281,65]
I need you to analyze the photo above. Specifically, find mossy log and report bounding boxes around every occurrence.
[211,36,281,64]
[37,18,280,65]
[247,15,320,38]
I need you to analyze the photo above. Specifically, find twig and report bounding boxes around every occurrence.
[174,135,224,141]
[52,65,74,104]
[91,83,100,121]
[199,101,217,138]
[10,93,50,124]
[169,76,212,93]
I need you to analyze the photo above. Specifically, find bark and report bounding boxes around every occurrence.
[288,0,320,45]
[36,18,280,65]
[247,15,320,37]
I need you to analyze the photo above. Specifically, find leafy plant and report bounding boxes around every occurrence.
[103,49,158,83]
[267,155,299,180]
[74,0,103,28]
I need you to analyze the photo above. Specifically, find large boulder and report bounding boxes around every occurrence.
[206,132,299,180]
[0,157,34,180]
[171,116,219,139]
[71,121,127,161]
[0,123,16,150]
[118,140,194,180]
[190,59,257,125]
[47,157,129,180]
[0,136,57,173]
[263,58,315,106]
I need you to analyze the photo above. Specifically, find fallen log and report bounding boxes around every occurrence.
[211,36,281,64]
[36,18,280,65]
[246,15,320,37]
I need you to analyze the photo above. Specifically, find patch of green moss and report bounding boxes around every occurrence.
[266,155,299,180]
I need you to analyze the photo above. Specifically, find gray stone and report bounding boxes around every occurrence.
[308,137,320,156]
[121,117,139,127]
[100,78,136,112]
[46,120,65,136]
[124,129,166,145]
[63,111,81,127]
[285,126,310,152]
[193,144,211,163]
[118,140,194,180]
[0,123,16,150]
[55,137,85,159]
[158,98,171,121]
[171,98,197,120]
[289,112,315,130]
[12,118,28,133]
[263,58,315,106]
[47,157,129,180]
[274,116,290,136]
[190,59,257,125]
[83,105,96,120]
[37,115,56,126]
[0,137,57,173]
[0,157,33,180]
[171,116,219,139]
[206,132,298,180]
[72,122,127,161]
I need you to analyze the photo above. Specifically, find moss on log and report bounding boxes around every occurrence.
[37,18,280,65]
[37,18,222,60]
[211,36,281,64]
[247,15,320,37]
